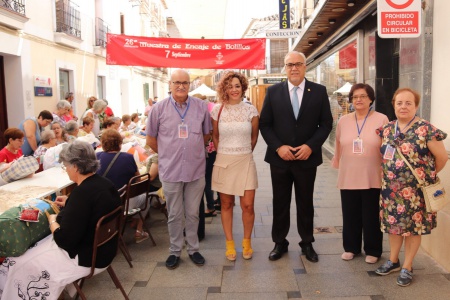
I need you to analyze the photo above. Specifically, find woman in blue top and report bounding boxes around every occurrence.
[18,110,53,156]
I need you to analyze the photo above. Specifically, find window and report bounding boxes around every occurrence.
[97,76,105,100]
[143,83,149,105]
[59,70,70,100]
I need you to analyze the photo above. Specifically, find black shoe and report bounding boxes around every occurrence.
[300,243,318,263]
[189,252,205,266]
[269,240,289,261]
[214,204,221,212]
[375,260,401,275]
[165,255,180,269]
[396,268,413,287]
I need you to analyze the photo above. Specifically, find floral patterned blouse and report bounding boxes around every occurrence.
[377,119,447,235]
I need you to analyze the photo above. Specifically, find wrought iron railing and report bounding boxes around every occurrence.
[95,17,109,48]
[1,0,26,15]
[55,0,81,38]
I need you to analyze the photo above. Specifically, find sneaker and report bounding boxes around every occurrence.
[135,230,149,244]
[375,260,401,275]
[396,268,413,287]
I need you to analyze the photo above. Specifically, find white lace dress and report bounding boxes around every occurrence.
[211,102,259,196]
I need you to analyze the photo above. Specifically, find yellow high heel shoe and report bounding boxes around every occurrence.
[225,240,236,261]
[242,238,253,260]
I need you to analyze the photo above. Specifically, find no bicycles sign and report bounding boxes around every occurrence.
[377,0,422,38]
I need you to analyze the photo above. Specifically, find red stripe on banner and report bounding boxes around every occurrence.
[106,34,266,70]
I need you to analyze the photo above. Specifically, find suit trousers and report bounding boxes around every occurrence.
[270,164,317,245]
[340,188,383,257]
[162,177,205,256]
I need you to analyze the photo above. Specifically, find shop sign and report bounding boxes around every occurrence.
[34,76,53,97]
[266,29,301,39]
[378,0,421,38]
[263,78,286,84]
[279,0,290,29]
[106,34,266,70]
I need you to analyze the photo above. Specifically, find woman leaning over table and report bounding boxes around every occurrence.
[18,110,53,156]
[374,88,448,287]
[211,71,259,261]
[332,83,388,264]
[0,140,121,299]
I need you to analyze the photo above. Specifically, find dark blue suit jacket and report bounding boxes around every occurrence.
[259,79,333,169]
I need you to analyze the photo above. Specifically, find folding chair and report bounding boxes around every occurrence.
[73,205,129,300]
[123,174,156,246]
[117,185,133,268]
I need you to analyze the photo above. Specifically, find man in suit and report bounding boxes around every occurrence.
[259,51,332,263]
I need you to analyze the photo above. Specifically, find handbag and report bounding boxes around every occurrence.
[396,147,449,213]
[0,156,39,183]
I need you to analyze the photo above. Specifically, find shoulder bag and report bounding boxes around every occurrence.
[396,147,449,213]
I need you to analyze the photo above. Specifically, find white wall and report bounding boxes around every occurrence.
[430,1,450,151]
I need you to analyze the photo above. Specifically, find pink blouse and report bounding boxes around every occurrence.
[332,111,389,189]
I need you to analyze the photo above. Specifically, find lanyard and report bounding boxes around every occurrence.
[171,96,190,123]
[395,115,416,138]
[355,108,371,138]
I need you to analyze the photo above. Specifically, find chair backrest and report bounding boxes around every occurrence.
[87,205,123,279]
[118,185,127,206]
[126,173,151,198]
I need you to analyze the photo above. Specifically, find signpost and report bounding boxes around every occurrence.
[378,0,421,38]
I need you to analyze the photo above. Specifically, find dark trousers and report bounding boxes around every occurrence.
[340,188,383,257]
[270,164,317,246]
[204,151,216,210]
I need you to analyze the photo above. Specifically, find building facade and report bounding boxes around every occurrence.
[0,0,169,147]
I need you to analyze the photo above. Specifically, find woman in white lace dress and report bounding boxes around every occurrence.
[211,72,259,261]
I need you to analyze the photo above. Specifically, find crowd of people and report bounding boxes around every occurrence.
[0,50,448,298]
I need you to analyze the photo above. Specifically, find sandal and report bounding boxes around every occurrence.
[242,238,253,260]
[225,240,236,261]
[135,230,149,244]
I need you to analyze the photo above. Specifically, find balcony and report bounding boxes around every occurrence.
[0,0,29,30]
[54,0,82,48]
[94,17,109,56]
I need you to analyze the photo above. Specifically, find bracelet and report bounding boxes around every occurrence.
[49,220,57,227]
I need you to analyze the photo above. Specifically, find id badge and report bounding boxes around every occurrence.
[353,138,363,154]
[178,124,188,138]
[383,145,395,160]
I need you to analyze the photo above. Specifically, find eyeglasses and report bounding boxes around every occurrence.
[350,95,369,100]
[285,62,304,69]
[172,81,190,87]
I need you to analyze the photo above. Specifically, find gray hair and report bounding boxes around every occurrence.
[92,99,107,111]
[284,51,307,64]
[56,100,72,110]
[65,92,74,100]
[64,120,79,135]
[40,130,55,144]
[59,140,99,175]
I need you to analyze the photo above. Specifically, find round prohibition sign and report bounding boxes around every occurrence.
[385,0,414,9]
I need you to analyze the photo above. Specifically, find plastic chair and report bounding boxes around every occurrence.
[72,205,129,300]
[117,185,133,268]
[123,174,156,246]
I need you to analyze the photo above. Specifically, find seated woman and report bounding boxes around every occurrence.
[33,130,57,162]
[96,129,150,243]
[51,121,67,145]
[64,120,79,143]
[0,128,24,164]
[129,113,140,132]
[78,116,94,136]
[0,141,121,299]
[120,114,132,132]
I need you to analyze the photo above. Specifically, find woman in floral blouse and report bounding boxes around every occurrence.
[375,88,448,287]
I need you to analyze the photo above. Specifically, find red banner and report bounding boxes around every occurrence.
[339,41,357,69]
[106,34,266,70]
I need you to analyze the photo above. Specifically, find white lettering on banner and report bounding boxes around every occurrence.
[225,44,250,50]
[139,42,169,49]
[385,27,418,33]
[185,44,210,50]
[172,52,191,58]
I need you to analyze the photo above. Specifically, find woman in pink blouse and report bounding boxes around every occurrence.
[332,83,388,264]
